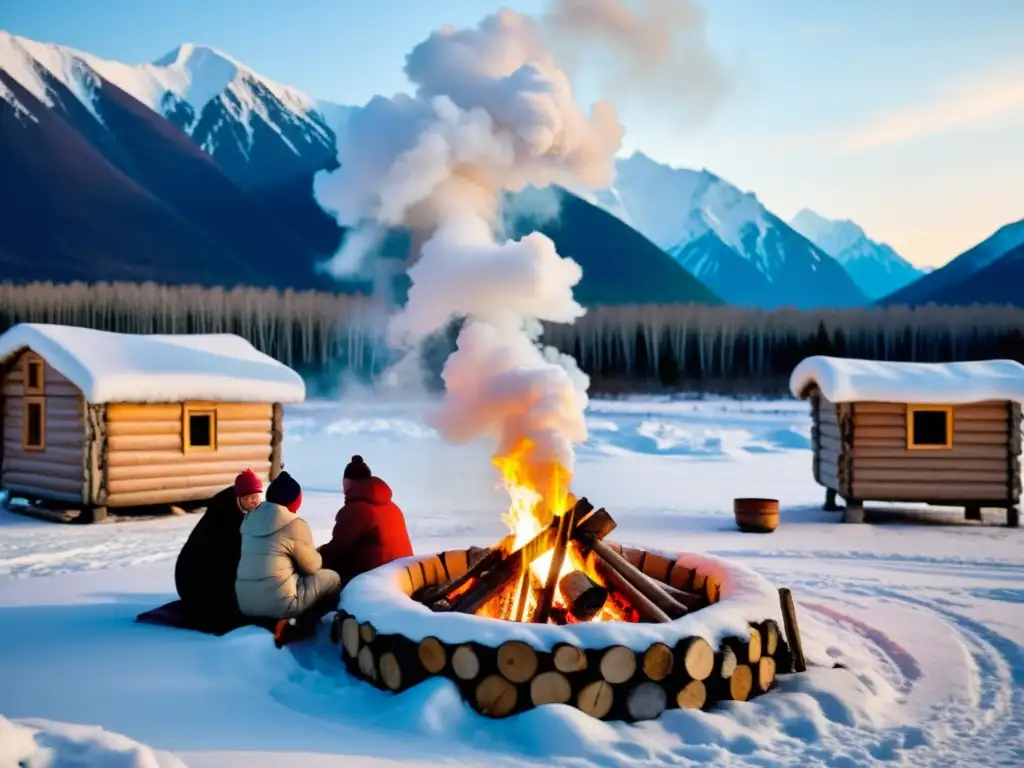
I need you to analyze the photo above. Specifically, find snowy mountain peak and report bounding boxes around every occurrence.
[791,209,867,256]
[790,209,923,299]
[149,43,242,115]
[0,33,337,168]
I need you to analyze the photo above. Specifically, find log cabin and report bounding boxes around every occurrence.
[790,355,1024,528]
[0,323,306,523]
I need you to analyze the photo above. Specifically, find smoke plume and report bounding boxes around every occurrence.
[540,0,729,125]
[314,8,625,516]
[315,2,725,520]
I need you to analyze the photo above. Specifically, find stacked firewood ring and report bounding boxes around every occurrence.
[331,546,797,722]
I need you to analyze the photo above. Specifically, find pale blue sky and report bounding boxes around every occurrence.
[3,0,1023,266]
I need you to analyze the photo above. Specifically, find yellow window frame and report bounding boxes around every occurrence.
[183,405,218,452]
[906,404,953,450]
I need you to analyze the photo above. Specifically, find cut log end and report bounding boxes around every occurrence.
[475,674,518,717]
[642,642,674,681]
[626,681,667,722]
[452,644,481,681]
[341,617,360,659]
[756,656,776,694]
[675,679,707,710]
[497,640,539,684]
[530,671,572,707]
[680,636,715,681]
[553,643,588,674]
[727,664,753,701]
[418,636,447,675]
[379,651,402,691]
[577,679,615,719]
[600,645,638,684]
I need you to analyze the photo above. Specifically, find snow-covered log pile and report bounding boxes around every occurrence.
[332,547,793,721]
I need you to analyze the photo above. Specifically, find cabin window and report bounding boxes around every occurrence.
[23,397,46,451]
[184,407,217,451]
[23,355,44,395]
[906,405,953,450]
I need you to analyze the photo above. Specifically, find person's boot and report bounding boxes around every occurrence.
[273,618,297,648]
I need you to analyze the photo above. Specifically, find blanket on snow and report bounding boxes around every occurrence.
[136,600,277,637]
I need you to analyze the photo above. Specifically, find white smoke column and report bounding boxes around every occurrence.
[314,9,624,520]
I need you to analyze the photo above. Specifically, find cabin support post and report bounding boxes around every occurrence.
[1009,507,1020,528]
[843,500,864,524]
[823,488,839,512]
[964,505,982,522]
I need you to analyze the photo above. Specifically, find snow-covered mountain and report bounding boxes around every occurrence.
[604,153,866,309]
[1,33,713,306]
[879,217,1024,306]
[789,209,923,300]
[1,34,342,182]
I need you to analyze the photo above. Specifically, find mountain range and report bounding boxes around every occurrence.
[600,153,867,309]
[877,217,1024,307]
[0,33,718,306]
[789,210,924,300]
[1,32,1019,309]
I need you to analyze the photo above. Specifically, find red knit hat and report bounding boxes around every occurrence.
[234,468,263,497]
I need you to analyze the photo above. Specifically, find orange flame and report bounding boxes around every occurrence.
[491,438,623,622]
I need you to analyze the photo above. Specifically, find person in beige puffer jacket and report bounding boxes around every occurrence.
[236,471,341,642]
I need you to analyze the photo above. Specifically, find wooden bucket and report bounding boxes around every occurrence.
[734,498,779,533]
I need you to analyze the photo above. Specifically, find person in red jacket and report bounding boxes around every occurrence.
[318,455,414,588]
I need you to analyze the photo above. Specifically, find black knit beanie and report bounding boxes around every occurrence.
[266,470,301,507]
[343,455,372,481]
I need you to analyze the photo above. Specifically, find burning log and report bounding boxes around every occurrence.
[592,553,672,623]
[660,582,705,611]
[584,535,689,620]
[444,499,610,616]
[558,570,609,621]
[415,538,512,606]
[534,501,579,624]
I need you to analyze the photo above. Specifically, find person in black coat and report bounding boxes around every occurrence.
[174,468,264,630]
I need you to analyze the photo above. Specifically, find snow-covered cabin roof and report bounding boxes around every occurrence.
[0,323,306,404]
[790,355,1024,405]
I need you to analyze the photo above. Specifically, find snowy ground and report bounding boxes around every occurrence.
[1,396,1022,767]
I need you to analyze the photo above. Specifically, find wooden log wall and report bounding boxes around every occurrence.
[334,546,788,722]
[103,401,274,507]
[1,351,85,503]
[809,388,852,499]
[849,401,1015,502]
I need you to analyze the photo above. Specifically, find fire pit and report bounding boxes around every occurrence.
[332,499,793,722]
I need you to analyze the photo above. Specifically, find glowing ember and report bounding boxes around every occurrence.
[486,439,625,623]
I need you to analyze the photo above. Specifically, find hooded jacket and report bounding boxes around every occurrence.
[235,500,327,618]
[174,486,245,620]
[318,476,413,587]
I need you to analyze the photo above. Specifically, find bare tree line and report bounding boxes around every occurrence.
[2,281,1022,393]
